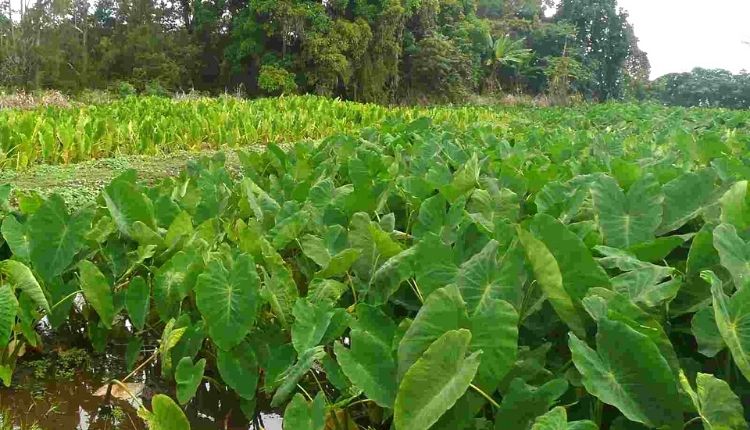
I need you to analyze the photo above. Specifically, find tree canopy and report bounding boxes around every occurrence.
[0,0,650,103]
[651,68,750,109]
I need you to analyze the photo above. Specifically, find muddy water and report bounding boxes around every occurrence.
[0,373,144,430]
[0,354,283,430]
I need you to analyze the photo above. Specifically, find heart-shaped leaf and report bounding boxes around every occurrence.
[77,261,114,327]
[591,174,663,249]
[335,304,397,408]
[569,319,683,429]
[175,357,206,405]
[217,342,259,400]
[0,285,18,349]
[706,270,750,381]
[195,254,260,351]
[283,392,326,430]
[394,329,481,430]
[138,394,190,430]
[27,195,92,282]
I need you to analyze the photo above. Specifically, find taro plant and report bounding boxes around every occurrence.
[1,106,750,430]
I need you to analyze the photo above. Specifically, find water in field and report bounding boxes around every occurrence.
[0,346,282,430]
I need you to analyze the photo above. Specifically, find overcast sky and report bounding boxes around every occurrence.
[617,0,750,78]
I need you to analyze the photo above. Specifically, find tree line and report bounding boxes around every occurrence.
[0,0,655,103]
[651,68,750,110]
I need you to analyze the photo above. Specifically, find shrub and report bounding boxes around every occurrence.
[117,81,137,98]
[258,65,298,96]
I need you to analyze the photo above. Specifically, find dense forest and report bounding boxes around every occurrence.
[1,0,748,107]
[0,0,655,103]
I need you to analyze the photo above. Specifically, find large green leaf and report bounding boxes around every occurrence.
[2,215,29,261]
[170,319,206,366]
[712,223,750,289]
[300,234,331,267]
[456,240,506,314]
[469,298,518,390]
[158,318,186,376]
[441,153,480,202]
[530,406,598,430]
[569,319,683,429]
[335,304,397,408]
[627,234,692,263]
[397,285,469,379]
[493,378,569,430]
[657,168,716,234]
[412,233,458,298]
[307,279,347,304]
[316,249,361,278]
[368,247,416,304]
[270,209,309,249]
[175,357,206,405]
[126,337,143,372]
[691,306,725,357]
[535,180,589,224]
[0,285,18,348]
[706,270,750,381]
[718,180,750,230]
[283,392,326,430]
[0,260,49,313]
[679,371,747,430]
[582,288,681,376]
[27,195,92,282]
[270,346,326,408]
[103,170,156,238]
[369,222,404,258]
[301,228,361,278]
[517,226,586,337]
[528,213,610,308]
[195,254,260,351]
[673,223,721,315]
[433,297,519,430]
[591,174,663,249]
[125,276,149,331]
[394,329,481,430]
[154,251,201,320]
[164,211,193,247]
[138,394,190,430]
[77,261,115,328]
[217,342,259,400]
[291,298,334,354]
[47,278,76,328]
[258,238,298,327]
[609,265,679,307]
[348,212,397,281]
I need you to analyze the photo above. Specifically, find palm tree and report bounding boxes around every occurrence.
[485,35,532,92]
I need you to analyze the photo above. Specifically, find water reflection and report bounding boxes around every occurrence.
[0,351,284,430]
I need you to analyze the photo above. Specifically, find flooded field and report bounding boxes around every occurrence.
[0,341,282,430]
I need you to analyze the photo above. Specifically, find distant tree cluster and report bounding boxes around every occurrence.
[651,68,750,109]
[0,0,648,103]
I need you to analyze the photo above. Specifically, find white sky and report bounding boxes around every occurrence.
[617,0,750,78]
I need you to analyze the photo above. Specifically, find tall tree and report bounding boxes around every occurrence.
[555,0,632,100]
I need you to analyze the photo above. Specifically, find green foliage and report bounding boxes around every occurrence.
[407,35,473,102]
[174,357,206,405]
[117,82,137,98]
[258,65,298,95]
[2,100,750,428]
[652,68,750,109]
[0,0,647,103]
[137,394,190,430]
[554,0,633,99]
